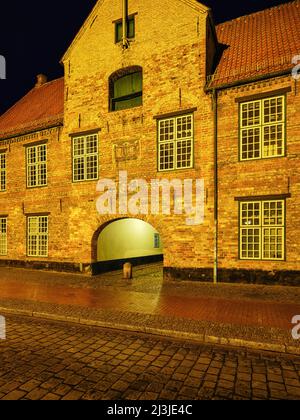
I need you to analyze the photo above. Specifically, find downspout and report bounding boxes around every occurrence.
[122,0,128,49]
[212,88,218,284]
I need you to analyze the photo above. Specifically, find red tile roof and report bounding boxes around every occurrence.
[0,77,64,140]
[1,2,299,136]
[210,0,300,87]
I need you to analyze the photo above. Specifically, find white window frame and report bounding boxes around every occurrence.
[0,152,6,192]
[27,216,48,258]
[0,217,7,256]
[239,200,285,261]
[158,113,194,171]
[240,95,285,161]
[26,144,47,188]
[72,134,99,182]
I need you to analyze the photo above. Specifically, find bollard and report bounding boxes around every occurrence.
[123,262,133,280]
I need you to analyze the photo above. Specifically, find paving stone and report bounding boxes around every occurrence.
[1,314,300,401]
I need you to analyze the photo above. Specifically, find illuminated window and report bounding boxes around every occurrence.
[110,70,142,111]
[240,200,285,260]
[26,144,47,188]
[0,217,7,256]
[240,96,285,160]
[27,216,48,258]
[115,16,135,43]
[158,114,194,171]
[0,153,6,191]
[72,134,99,182]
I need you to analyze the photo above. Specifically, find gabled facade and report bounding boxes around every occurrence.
[0,0,299,284]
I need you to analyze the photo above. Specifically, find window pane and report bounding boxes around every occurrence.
[159,119,175,142]
[177,139,192,169]
[263,227,284,259]
[241,128,261,160]
[28,216,48,257]
[128,18,135,38]
[177,115,192,139]
[0,218,7,256]
[240,200,285,261]
[0,153,6,191]
[114,94,142,111]
[263,201,283,226]
[159,143,174,171]
[240,228,261,259]
[73,157,85,181]
[241,202,260,226]
[263,97,284,124]
[73,135,99,182]
[241,101,260,127]
[263,124,284,157]
[114,72,142,98]
[116,22,122,42]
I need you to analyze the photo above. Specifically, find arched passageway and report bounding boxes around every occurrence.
[92,218,163,274]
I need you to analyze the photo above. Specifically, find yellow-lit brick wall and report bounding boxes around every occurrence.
[217,75,300,273]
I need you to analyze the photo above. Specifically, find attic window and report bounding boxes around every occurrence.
[115,15,135,43]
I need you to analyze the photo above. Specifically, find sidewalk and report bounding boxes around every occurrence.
[0,265,299,354]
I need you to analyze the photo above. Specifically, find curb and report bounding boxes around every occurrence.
[1,306,299,356]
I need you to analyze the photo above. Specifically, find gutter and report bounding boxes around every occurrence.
[207,68,291,285]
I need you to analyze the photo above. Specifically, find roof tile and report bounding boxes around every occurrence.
[0,77,64,139]
[211,0,300,87]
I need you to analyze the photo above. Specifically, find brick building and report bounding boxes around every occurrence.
[0,0,299,285]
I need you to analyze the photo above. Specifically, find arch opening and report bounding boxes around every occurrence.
[92,218,163,275]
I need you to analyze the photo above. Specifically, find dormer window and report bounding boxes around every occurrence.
[109,67,142,111]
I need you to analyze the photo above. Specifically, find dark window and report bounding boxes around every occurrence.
[110,70,142,111]
[115,16,135,43]
[154,233,160,249]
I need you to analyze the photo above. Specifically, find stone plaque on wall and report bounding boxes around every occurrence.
[113,139,140,162]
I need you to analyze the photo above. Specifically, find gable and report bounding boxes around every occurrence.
[61,0,209,62]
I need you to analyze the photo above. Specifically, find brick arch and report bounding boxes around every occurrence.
[109,65,143,84]
[91,215,163,263]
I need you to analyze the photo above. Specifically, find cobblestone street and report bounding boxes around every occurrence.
[0,315,300,400]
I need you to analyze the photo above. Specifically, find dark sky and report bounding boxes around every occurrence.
[0,0,293,115]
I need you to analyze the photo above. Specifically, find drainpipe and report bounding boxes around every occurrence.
[122,0,128,49]
[213,89,218,284]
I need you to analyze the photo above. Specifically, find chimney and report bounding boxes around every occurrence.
[35,74,48,88]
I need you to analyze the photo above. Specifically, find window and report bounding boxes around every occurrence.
[240,95,285,160]
[27,216,48,257]
[0,153,6,191]
[115,16,135,43]
[154,233,160,249]
[0,217,7,256]
[72,134,99,182]
[110,70,142,111]
[240,200,285,260]
[26,144,47,188]
[158,114,194,171]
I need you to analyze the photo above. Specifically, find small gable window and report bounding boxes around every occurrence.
[110,67,142,112]
[115,16,135,43]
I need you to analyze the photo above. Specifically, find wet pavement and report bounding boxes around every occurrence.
[0,265,299,331]
[1,315,300,400]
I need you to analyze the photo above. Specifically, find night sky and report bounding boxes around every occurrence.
[0,0,293,115]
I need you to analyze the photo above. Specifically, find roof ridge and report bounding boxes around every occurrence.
[216,0,299,28]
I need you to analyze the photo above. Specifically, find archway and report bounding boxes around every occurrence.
[92,218,163,274]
